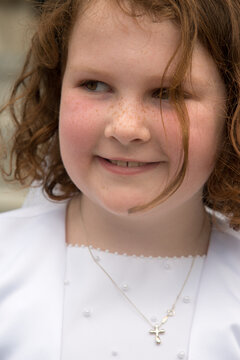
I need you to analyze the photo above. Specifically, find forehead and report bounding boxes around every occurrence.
[68,1,181,71]
[66,0,223,91]
[75,0,169,36]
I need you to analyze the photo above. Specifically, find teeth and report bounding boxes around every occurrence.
[128,161,146,167]
[113,160,128,167]
[109,160,147,167]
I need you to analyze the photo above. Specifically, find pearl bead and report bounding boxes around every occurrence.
[177,351,186,359]
[94,256,101,262]
[183,296,191,303]
[121,283,129,292]
[83,309,92,318]
[111,350,118,356]
[64,280,70,285]
[164,262,171,270]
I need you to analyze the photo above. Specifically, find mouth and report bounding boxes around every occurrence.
[103,158,155,168]
[97,156,162,175]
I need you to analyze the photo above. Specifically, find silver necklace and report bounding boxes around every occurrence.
[80,207,208,345]
[87,243,196,345]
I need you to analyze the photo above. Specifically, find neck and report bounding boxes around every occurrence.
[66,194,212,257]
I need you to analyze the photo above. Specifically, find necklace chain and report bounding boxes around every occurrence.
[79,202,210,345]
[87,243,196,330]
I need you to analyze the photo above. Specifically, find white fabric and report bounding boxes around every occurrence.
[22,186,65,208]
[0,203,239,359]
[62,245,206,359]
[22,187,50,207]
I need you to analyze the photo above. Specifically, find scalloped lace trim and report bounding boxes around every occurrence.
[66,243,207,260]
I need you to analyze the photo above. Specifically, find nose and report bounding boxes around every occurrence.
[104,101,151,146]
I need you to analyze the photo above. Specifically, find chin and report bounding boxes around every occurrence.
[95,195,147,216]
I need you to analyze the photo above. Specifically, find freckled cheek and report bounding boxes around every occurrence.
[188,110,225,173]
[59,96,103,157]
[156,105,224,176]
[157,112,183,164]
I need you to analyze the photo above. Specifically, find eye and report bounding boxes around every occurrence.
[152,88,190,100]
[79,80,109,93]
[152,88,170,100]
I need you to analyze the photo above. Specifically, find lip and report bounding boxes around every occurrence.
[97,156,161,175]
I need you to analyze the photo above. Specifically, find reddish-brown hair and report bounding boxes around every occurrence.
[1,0,240,229]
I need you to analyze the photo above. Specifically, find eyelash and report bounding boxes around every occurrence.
[79,80,172,100]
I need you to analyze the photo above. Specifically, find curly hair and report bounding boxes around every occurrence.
[1,0,240,229]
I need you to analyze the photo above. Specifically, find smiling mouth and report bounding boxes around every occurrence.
[104,159,152,167]
[98,156,161,174]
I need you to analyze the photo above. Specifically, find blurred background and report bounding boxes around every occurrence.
[0,0,43,212]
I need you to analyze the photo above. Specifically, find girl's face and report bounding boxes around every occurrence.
[59,1,226,216]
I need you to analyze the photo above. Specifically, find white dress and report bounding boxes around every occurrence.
[61,244,206,359]
[0,202,239,360]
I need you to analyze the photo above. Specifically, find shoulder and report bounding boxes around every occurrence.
[206,207,240,246]
[211,212,240,249]
[209,212,240,276]
[0,200,67,219]
[0,202,67,238]
[0,203,67,356]
[0,202,68,263]
[0,201,68,228]
[191,216,240,359]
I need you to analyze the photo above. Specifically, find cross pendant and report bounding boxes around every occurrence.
[149,324,165,344]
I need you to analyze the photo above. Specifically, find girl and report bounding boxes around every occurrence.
[0,0,239,359]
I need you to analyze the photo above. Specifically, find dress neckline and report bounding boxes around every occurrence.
[66,242,207,260]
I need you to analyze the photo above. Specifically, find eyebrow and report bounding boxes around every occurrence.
[71,66,112,78]
[70,65,172,82]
